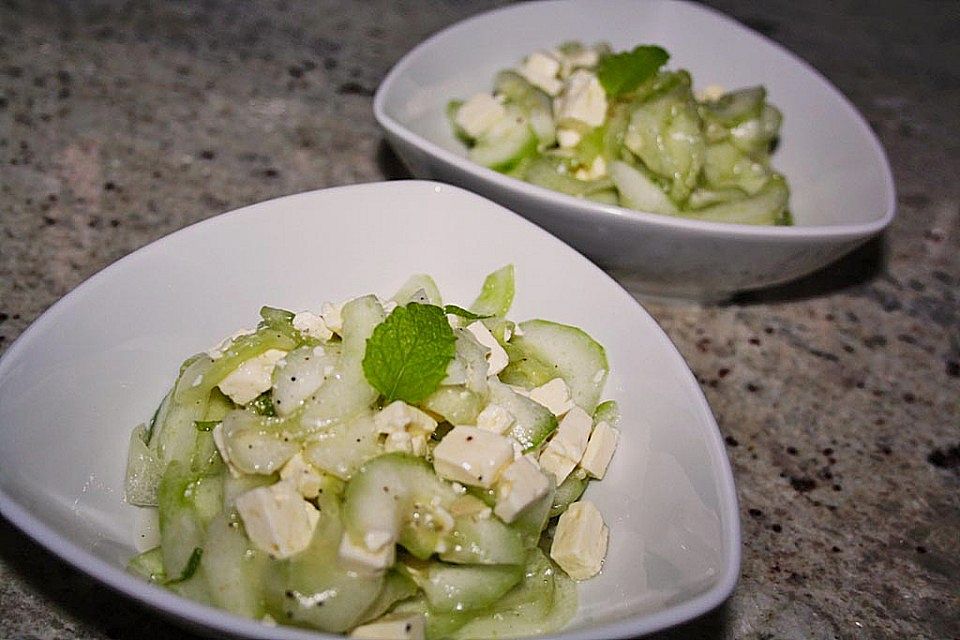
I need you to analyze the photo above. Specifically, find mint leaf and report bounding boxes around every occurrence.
[597,45,669,97]
[362,303,457,404]
[165,547,203,585]
[443,304,492,321]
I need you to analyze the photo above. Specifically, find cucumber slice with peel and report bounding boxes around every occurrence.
[440,516,525,565]
[342,454,459,558]
[502,319,609,413]
[469,264,515,318]
[494,70,556,147]
[402,560,524,613]
[685,174,790,225]
[609,160,678,215]
[487,379,558,451]
[300,295,384,431]
[469,106,538,172]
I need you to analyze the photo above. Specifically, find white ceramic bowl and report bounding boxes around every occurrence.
[374,0,896,301]
[0,182,739,639]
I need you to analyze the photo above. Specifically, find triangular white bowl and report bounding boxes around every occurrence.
[0,181,739,639]
[374,0,896,300]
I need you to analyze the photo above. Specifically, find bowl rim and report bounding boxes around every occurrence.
[374,0,897,240]
[0,180,741,639]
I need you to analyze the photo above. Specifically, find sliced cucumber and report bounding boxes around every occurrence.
[125,424,163,507]
[503,320,609,413]
[303,410,383,480]
[703,141,770,195]
[157,461,209,580]
[267,492,384,632]
[422,386,486,426]
[609,160,678,216]
[592,399,621,427]
[355,569,419,627]
[510,475,555,548]
[392,274,443,306]
[487,379,558,451]
[688,186,748,209]
[201,511,267,618]
[127,546,165,582]
[272,344,340,417]
[450,549,576,640]
[406,561,524,613]
[703,86,765,126]
[300,295,384,431]
[550,471,589,519]
[494,70,556,147]
[219,410,298,476]
[469,264,515,318]
[341,454,458,559]
[524,157,613,198]
[469,106,538,172]
[440,516,525,565]
[685,174,789,225]
[623,85,704,201]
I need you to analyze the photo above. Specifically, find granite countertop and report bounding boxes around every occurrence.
[0,1,957,638]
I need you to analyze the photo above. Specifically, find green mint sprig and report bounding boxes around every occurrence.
[597,45,670,97]
[362,303,457,404]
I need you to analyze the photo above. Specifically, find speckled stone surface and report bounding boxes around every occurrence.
[0,1,957,639]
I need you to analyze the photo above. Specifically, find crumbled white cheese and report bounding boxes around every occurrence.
[579,421,620,479]
[212,423,243,478]
[465,321,509,376]
[433,426,514,488]
[494,456,550,523]
[574,155,608,181]
[217,348,287,405]
[338,533,395,573]
[292,311,333,341]
[455,93,507,139]
[550,500,608,580]
[528,378,575,417]
[279,452,326,499]
[538,406,592,483]
[375,401,438,436]
[476,403,515,434]
[557,127,582,148]
[519,51,563,96]
[235,480,320,559]
[554,69,607,128]
[320,301,344,336]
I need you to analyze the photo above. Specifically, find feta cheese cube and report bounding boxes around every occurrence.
[556,127,582,148]
[320,301,344,336]
[554,70,607,128]
[494,457,550,523]
[538,406,592,483]
[519,51,563,96]
[433,426,514,488]
[476,403,515,434]
[292,311,333,341]
[550,500,608,580]
[529,378,575,417]
[212,423,243,478]
[574,155,608,181]
[465,321,509,376]
[235,480,320,559]
[217,348,287,405]
[338,532,396,574]
[697,84,726,102]
[375,400,438,435]
[580,421,620,479]
[280,452,325,499]
[349,613,426,640]
[455,93,507,139]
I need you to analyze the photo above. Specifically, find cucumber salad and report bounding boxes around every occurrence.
[125,266,621,639]
[449,43,792,225]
